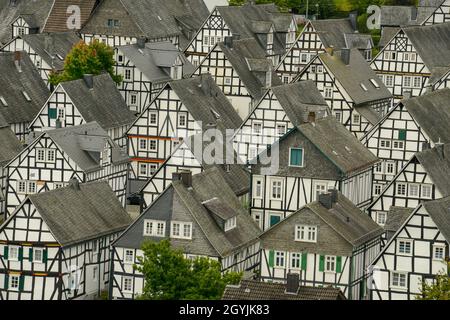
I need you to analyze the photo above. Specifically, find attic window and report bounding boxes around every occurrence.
[224,216,237,232]
[0,96,7,106]
[360,84,368,91]
[22,91,31,101]
[370,79,380,88]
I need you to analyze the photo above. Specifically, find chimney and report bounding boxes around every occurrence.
[69,178,80,191]
[411,7,418,21]
[14,51,22,72]
[349,11,358,31]
[403,91,412,100]
[83,74,94,89]
[326,45,334,56]
[435,138,445,158]
[224,36,233,48]
[318,192,333,209]
[233,33,241,41]
[285,273,300,294]
[328,188,338,204]
[137,37,146,49]
[200,75,212,96]
[307,111,316,124]
[422,141,431,151]
[172,170,192,188]
[341,48,351,65]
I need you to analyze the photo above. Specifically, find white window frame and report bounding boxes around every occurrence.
[139,139,147,151]
[295,225,317,243]
[289,147,304,168]
[325,255,336,273]
[253,178,263,199]
[397,239,413,256]
[392,140,404,150]
[324,86,333,99]
[353,113,361,125]
[390,271,408,289]
[252,122,262,135]
[36,148,56,163]
[270,178,283,200]
[397,183,407,196]
[178,113,187,128]
[148,139,157,151]
[33,248,44,264]
[170,221,193,240]
[8,246,19,261]
[123,276,133,293]
[385,75,394,87]
[9,275,20,291]
[432,244,445,261]
[290,252,301,270]
[224,217,237,232]
[408,183,420,197]
[376,211,387,226]
[149,112,157,125]
[276,123,287,136]
[143,219,166,237]
[421,184,432,199]
[274,251,285,268]
[374,184,383,196]
[124,249,134,264]
[17,180,37,195]
[385,161,395,175]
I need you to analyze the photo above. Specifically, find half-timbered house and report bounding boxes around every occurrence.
[0,180,132,300]
[1,32,81,87]
[294,48,392,138]
[111,168,261,300]
[0,51,50,140]
[370,196,450,300]
[276,14,374,83]
[259,190,383,300]
[184,3,297,67]
[232,80,329,164]
[126,74,242,193]
[28,73,136,148]
[371,22,450,102]
[80,0,209,50]
[250,116,379,232]
[367,143,450,228]
[192,37,283,118]
[361,88,450,196]
[114,40,194,114]
[4,122,129,216]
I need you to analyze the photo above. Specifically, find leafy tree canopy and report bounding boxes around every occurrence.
[417,263,450,300]
[135,240,242,300]
[49,40,122,86]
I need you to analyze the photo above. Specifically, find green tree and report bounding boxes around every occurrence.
[135,240,243,300]
[49,40,122,86]
[417,262,450,300]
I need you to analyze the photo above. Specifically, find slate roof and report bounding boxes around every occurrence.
[379,27,401,48]
[114,167,261,257]
[222,280,346,300]
[403,88,450,143]
[380,5,437,27]
[45,122,129,172]
[58,73,135,130]
[311,18,355,49]
[422,196,450,242]
[42,0,98,33]
[218,38,282,101]
[344,33,373,50]
[295,116,379,176]
[25,181,132,247]
[0,0,53,44]
[17,31,81,70]
[0,51,50,125]
[318,49,392,106]
[385,207,414,233]
[117,41,194,83]
[0,126,23,166]
[270,81,329,126]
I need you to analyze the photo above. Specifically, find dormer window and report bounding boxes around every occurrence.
[224,216,236,232]
[295,225,317,243]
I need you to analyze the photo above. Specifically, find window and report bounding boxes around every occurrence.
[252,122,262,134]
[282,76,290,84]
[33,248,43,263]
[374,184,383,196]
[54,182,66,189]
[374,162,383,174]
[123,277,133,293]
[149,140,157,151]
[421,184,432,199]
[10,275,20,291]
[93,266,98,280]
[203,35,209,46]
[391,272,407,289]
[57,108,65,120]
[353,114,361,125]
[277,124,286,136]
[17,181,37,195]
[139,139,147,151]
[124,69,132,81]
[149,164,158,176]
[36,148,56,163]
[178,113,187,127]
[398,240,412,255]
[289,148,304,167]
[408,184,419,197]
[92,241,98,259]
[385,75,394,87]
[334,111,342,123]
[392,140,404,150]
[275,251,285,268]
[68,271,78,291]
[171,222,181,237]
[295,225,317,243]
[8,246,19,261]
[403,76,412,88]
[124,250,134,264]
[139,163,147,176]
[314,182,328,200]
[224,217,237,232]
[224,77,232,85]
[254,178,263,198]
[385,161,395,175]
[413,77,421,88]
[290,252,301,269]
[433,245,445,260]
[143,220,166,237]
[130,93,138,106]
[252,211,262,229]
[271,179,283,200]
[170,221,192,239]
[324,87,333,99]
[183,224,192,238]
[300,53,309,63]
[118,55,123,63]
[18,27,25,36]
[376,212,387,226]
[380,140,391,148]
[397,183,407,196]
[325,256,336,273]
[149,112,157,125]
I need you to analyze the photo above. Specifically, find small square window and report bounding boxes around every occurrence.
[398,240,412,255]
[397,183,407,196]
[433,245,445,260]
[376,212,387,226]
[123,277,133,293]
[124,250,134,264]
[149,140,157,151]
[33,248,44,263]
[149,112,157,125]
[275,251,285,268]
[289,148,304,167]
[178,114,187,127]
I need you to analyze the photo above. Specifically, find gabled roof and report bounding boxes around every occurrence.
[222,280,346,300]
[318,49,392,106]
[422,196,450,242]
[218,38,282,101]
[379,26,401,48]
[18,31,80,70]
[310,18,355,49]
[44,122,129,172]
[25,181,132,247]
[59,73,135,130]
[295,116,379,176]
[0,126,23,166]
[42,0,98,33]
[0,51,50,125]
[117,41,194,83]
[403,88,450,143]
[0,0,53,44]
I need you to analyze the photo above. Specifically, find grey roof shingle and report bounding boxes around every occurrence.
[379,26,401,48]
[311,18,354,49]
[42,0,98,33]
[380,5,437,27]
[385,207,414,233]
[416,143,450,197]
[59,73,136,130]
[27,181,132,247]
[222,280,346,300]
[0,51,50,125]
[422,196,450,242]
[404,88,450,143]
[344,33,373,50]
[0,126,23,166]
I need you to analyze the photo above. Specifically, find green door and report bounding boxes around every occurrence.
[270,215,281,227]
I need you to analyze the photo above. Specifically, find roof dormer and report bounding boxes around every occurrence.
[202,197,238,232]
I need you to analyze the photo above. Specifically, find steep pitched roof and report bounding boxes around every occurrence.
[403,88,450,143]
[222,280,346,300]
[26,181,132,247]
[385,207,414,233]
[42,0,98,33]
[0,126,23,166]
[59,73,135,129]
[311,18,354,49]
[0,51,50,125]
[380,5,435,27]
[344,33,373,50]
[422,196,450,242]
[19,31,80,70]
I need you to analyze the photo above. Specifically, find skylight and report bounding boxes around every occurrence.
[360,83,368,91]
[370,79,380,88]
[0,96,7,106]
[22,91,31,101]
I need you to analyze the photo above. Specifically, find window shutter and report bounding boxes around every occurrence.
[301,252,308,270]
[4,274,8,290]
[398,130,406,141]
[3,246,8,260]
[19,275,24,292]
[268,250,274,268]
[18,247,23,261]
[319,255,325,272]
[28,248,33,262]
[336,256,342,273]
[48,108,57,119]
[43,249,48,263]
